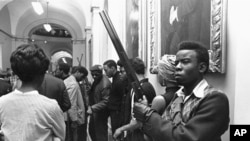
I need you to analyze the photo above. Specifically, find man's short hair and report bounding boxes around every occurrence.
[131,57,145,75]
[117,60,123,67]
[71,66,88,77]
[103,59,117,69]
[178,41,209,73]
[58,63,70,74]
[10,43,49,82]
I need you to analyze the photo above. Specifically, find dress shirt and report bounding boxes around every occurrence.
[0,89,65,141]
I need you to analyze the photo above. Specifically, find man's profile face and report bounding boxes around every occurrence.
[75,71,84,82]
[174,49,201,87]
[103,65,114,78]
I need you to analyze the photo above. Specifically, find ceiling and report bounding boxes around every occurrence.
[0,0,102,69]
[0,0,94,40]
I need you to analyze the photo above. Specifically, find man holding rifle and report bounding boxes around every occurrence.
[133,41,230,141]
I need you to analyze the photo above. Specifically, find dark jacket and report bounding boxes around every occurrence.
[142,85,229,141]
[38,74,71,112]
[108,72,126,111]
[0,79,12,97]
[89,75,111,112]
[88,75,111,141]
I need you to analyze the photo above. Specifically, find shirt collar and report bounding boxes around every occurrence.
[176,79,209,98]
[14,89,40,95]
[68,75,77,81]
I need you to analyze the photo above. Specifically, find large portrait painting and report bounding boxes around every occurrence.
[148,0,227,73]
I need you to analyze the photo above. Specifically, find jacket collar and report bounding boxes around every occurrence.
[176,79,209,99]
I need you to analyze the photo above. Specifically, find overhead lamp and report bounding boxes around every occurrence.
[43,23,52,32]
[32,1,44,15]
[62,58,67,64]
[43,1,52,32]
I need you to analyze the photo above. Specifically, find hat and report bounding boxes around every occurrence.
[90,65,103,71]
[157,54,176,81]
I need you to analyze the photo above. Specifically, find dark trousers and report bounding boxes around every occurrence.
[77,116,87,141]
[88,114,109,141]
[109,110,121,134]
[65,121,78,141]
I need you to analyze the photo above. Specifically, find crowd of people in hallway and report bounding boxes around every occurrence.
[0,40,230,141]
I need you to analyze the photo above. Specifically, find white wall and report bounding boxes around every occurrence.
[0,6,13,70]
[229,0,250,124]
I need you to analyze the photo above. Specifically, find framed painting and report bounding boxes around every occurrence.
[147,0,227,73]
[146,0,161,70]
[126,0,139,59]
[126,0,148,66]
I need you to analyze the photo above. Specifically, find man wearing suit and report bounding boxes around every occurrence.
[39,73,71,112]
[0,71,12,97]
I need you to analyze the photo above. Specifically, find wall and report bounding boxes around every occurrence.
[1,0,250,141]
[229,0,250,124]
[0,6,12,70]
[91,0,125,65]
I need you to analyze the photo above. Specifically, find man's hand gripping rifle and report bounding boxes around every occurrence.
[99,10,143,101]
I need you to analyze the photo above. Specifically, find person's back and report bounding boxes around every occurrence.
[39,73,71,112]
[0,43,65,141]
[150,54,180,115]
[0,90,65,141]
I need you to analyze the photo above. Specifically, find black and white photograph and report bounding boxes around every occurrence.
[0,0,250,141]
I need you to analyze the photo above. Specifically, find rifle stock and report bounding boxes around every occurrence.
[99,10,143,101]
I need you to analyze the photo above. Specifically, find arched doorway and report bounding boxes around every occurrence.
[50,51,72,73]
[29,24,73,73]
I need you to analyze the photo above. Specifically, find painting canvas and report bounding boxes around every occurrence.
[149,0,227,73]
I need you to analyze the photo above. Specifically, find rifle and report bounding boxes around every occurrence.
[99,10,143,101]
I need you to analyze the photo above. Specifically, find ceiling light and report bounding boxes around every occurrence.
[43,23,52,32]
[62,58,67,64]
[44,1,52,32]
[32,2,44,15]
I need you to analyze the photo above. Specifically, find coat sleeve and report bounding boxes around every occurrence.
[67,83,81,122]
[61,82,71,112]
[91,85,110,112]
[77,87,85,124]
[142,92,230,141]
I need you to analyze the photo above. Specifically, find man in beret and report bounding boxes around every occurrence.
[87,65,111,141]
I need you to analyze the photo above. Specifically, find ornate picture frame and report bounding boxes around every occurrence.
[145,0,227,73]
[209,0,227,73]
